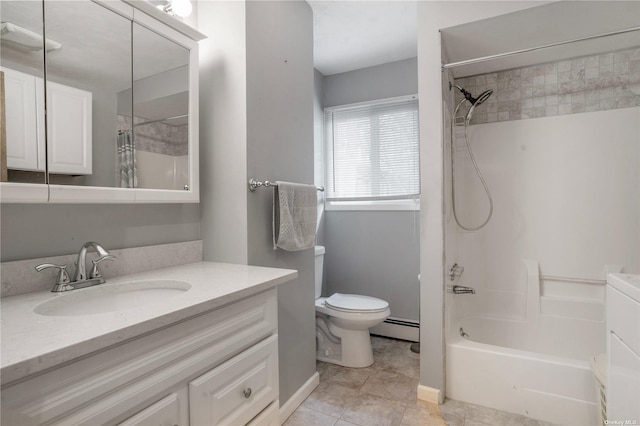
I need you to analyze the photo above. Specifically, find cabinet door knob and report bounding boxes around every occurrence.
[243,388,252,398]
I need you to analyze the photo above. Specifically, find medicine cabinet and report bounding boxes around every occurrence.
[0,0,205,203]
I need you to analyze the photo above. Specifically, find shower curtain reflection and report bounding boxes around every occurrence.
[117,130,136,188]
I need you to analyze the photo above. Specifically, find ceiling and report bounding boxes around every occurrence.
[308,0,417,76]
[308,0,640,79]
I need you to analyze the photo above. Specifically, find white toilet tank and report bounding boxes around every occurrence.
[314,246,325,299]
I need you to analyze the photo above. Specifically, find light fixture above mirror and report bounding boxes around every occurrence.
[156,0,192,18]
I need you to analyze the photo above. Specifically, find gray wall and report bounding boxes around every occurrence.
[198,0,316,407]
[198,0,248,265]
[0,203,200,262]
[323,57,418,107]
[320,58,420,322]
[324,211,420,320]
[245,0,316,406]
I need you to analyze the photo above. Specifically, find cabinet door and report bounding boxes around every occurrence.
[47,81,92,175]
[118,393,180,426]
[189,335,278,426]
[2,67,45,171]
[608,332,640,422]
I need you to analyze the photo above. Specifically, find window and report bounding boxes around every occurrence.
[324,96,420,208]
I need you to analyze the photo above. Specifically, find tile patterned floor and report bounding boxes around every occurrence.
[284,336,555,426]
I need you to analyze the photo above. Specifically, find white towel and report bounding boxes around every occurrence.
[273,181,317,251]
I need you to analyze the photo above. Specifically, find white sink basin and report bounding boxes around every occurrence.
[34,280,192,316]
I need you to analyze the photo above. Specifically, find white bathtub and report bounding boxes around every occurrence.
[446,314,602,425]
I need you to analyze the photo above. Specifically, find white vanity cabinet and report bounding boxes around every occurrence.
[189,335,279,425]
[1,67,92,175]
[119,393,184,426]
[606,273,640,422]
[1,289,280,426]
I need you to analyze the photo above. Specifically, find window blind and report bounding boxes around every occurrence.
[325,97,420,200]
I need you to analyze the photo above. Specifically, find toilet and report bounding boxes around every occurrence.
[314,246,390,368]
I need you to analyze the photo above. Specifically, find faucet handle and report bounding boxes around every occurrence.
[90,255,115,279]
[35,263,71,286]
[449,263,465,281]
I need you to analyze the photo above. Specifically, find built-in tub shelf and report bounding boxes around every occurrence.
[524,259,620,322]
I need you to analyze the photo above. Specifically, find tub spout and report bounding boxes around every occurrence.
[452,285,476,294]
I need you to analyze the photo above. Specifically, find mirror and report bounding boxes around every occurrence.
[130,23,190,190]
[1,0,196,198]
[0,0,47,185]
[44,0,133,188]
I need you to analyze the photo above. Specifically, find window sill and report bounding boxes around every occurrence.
[325,199,420,211]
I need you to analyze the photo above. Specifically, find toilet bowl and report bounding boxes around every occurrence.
[314,246,390,368]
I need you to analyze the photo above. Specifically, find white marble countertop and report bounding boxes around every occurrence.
[1,261,297,385]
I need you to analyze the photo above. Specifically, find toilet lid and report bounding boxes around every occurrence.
[325,293,389,313]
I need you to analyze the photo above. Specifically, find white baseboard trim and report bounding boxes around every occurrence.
[279,372,320,425]
[417,384,443,404]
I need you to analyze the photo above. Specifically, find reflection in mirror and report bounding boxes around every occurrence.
[0,0,46,185]
[44,0,132,188]
[129,23,189,190]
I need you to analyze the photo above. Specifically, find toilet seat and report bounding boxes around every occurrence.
[325,293,389,313]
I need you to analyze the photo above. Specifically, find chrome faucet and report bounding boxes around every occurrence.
[73,241,115,283]
[35,241,115,292]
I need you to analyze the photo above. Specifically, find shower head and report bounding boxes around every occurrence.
[451,83,493,106]
[473,89,493,106]
[450,83,493,123]
[466,89,493,123]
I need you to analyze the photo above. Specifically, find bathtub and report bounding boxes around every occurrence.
[446,261,608,425]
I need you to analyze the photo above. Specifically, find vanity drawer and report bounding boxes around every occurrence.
[189,335,278,426]
[1,289,277,426]
[118,393,181,426]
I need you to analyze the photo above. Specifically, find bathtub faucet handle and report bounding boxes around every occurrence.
[451,285,476,295]
[449,263,464,281]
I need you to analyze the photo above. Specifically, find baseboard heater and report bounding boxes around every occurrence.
[370,316,419,342]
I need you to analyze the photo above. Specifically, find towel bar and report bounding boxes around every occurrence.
[248,178,325,192]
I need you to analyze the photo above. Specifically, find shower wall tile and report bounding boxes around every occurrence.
[116,115,188,156]
[454,46,640,124]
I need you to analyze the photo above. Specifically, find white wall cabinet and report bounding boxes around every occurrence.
[1,0,205,203]
[46,81,93,175]
[1,289,280,426]
[1,67,45,172]
[1,67,92,175]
